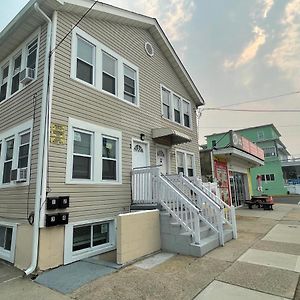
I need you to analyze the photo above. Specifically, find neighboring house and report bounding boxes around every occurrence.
[201,130,265,207]
[205,124,289,197]
[1,0,235,273]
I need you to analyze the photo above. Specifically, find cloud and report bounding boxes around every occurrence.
[101,0,194,43]
[224,26,266,69]
[267,0,300,87]
[260,0,274,18]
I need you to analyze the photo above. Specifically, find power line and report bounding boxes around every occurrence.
[199,125,300,129]
[50,0,98,56]
[215,91,300,109]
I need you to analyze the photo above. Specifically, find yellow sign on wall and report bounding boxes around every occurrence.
[50,123,67,145]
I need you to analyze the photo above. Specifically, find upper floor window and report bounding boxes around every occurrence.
[161,85,192,129]
[72,28,139,107]
[263,147,277,157]
[67,118,122,184]
[0,120,32,187]
[76,36,95,85]
[0,32,39,103]
[257,131,264,140]
[0,65,9,102]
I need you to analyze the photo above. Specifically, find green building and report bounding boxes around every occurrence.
[205,124,289,196]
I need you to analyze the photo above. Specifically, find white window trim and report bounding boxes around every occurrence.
[0,120,33,188]
[66,117,122,184]
[64,218,116,264]
[0,222,17,263]
[175,149,196,176]
[71,27,140,108]
[262,174,275,182]
[160,84,193,130]
[0,28,41,105]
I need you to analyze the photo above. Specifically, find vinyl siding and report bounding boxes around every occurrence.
[0,25,47,222]
[48,11,200,223]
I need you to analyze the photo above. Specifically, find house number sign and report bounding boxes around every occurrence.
[50,123,67,145]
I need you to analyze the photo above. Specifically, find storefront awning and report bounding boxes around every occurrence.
[152,128,191,145]
[213,147,264,167]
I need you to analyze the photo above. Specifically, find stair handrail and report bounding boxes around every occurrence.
[189,176,237,239]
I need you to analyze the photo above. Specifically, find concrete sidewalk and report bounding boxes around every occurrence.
[1,203,300,299]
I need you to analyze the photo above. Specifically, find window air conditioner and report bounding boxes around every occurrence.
[20,68,35,84]
[10,168,28,182]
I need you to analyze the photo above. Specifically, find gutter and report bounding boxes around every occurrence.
[25,3,53,276]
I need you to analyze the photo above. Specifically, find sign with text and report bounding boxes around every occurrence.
[230,131,264,161]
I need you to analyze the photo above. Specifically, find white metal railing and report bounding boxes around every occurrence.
[193,177,237,238]
[132,166,224,245]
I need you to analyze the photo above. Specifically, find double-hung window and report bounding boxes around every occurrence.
[72,130,93,180]
[183,100,191,128]
[102,136,118,180]
[26,38,38,75]
[67,118,122,184]
[123,64,136,103]
[11,54,22,95]
[161,86,192,128]
[0,120,33,187]
[162,87,171,119]
[0,65,9,102]
[72,28,139,106]
[3,138,14,184]
[102,51,117,95]
[176,150,195,177]
[173,94,181,124]
[76,36,95,85]
[18,132,30,168]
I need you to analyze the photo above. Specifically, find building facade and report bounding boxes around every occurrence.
[205,124,289,197]
[0,0,204,271]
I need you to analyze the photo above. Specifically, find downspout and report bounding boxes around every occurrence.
[25,3,52,276]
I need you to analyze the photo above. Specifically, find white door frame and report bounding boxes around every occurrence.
[131,138,150,169]
[156,144,171,174]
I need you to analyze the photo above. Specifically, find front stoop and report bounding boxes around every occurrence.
[160,212,233,257]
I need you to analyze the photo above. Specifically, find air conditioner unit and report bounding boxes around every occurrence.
[20,68,34,84]
[11,168,28,183]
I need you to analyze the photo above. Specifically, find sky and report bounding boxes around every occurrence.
[1,0,299,155]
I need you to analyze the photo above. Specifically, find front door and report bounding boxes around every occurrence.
[156,147,169,174]
[132,141,148,169]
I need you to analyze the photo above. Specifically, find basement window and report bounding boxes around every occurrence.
[0,223,17,263]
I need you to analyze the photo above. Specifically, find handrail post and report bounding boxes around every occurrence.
[218,208,225,246]
[230,205,237,239]
[194,212,201,244]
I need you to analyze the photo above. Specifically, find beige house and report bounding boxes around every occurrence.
[0,0,236,273]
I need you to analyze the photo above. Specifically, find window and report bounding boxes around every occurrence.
[173,94,181,123]
[257,131,264,140]
[102,51,117,95]
[67,118,122,184]
[263,147,277,157]
[73,222,109,252]
[0,65,9,102]
[183,100,191,128]
[162,88,171,119]
[64,219,115,264]
[2,139,14,184]
[261,174,275,182]
[0,121,32,187]
[176,150,195,176]
[0,32,39,102]
[72,130,92,179]
[0,225,13,251]
[0,223,16,263]
[18,132,30,168]
[212,140,217,147]
[124,64,136,103]
[72,28,139,106]
[76,36,95,84]
[161,85,192,128]
[26,38,38,74]
[102,137,118,180]
[11,54,22,95]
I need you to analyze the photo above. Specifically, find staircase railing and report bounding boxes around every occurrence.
[132,166,223,245]
[166,174,237,239]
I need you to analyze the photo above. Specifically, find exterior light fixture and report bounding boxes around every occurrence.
[140,134,145,141]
